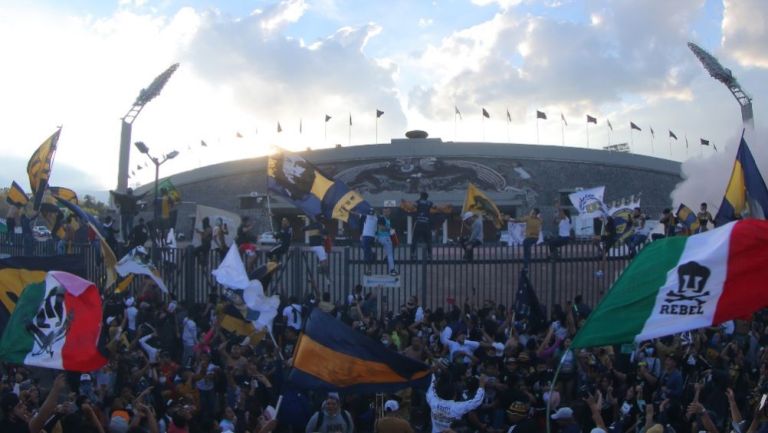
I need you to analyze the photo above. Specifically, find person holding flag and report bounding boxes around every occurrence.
[460,211,483,262]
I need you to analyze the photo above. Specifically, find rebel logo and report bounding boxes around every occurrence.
[659,261,711,316]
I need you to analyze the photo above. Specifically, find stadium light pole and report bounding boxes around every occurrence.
[134,141,179,259]
[116,63,180,194]
[687,42,754,129]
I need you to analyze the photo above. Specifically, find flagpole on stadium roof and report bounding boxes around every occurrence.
[585,121,589,148]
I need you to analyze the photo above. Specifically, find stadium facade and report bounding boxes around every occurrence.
[144,135,682,242]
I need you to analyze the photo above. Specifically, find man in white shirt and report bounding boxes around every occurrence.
[283,296,303,331]
[360,209,378,274]
[440,329,490,364]
[426,374,487,433]
[181,315,198,367]
[124,297,138,339]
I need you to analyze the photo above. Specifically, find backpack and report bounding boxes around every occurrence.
[311,410,352,432]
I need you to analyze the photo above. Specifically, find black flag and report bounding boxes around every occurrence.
[455,106,462,119]
[536,110,546,120]
[630,122,642,131]
[669,130,678,140]
[325,114,331,122]
[700,138,710,146]
[482,108,490,118]
[515,270,545,332]
[376,109,384,118]
[586,115,597,124]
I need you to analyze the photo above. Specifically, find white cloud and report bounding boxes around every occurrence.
[722,0,768,68]
[418,18,434,28]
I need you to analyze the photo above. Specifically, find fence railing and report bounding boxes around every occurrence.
[0,233,636,315]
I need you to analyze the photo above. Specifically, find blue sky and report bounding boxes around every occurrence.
[0,0,765,208]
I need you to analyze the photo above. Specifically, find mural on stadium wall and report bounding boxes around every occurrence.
[330,157,539,207]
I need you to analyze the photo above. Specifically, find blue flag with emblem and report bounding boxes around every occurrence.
[267,152,371,224]
[676,204,700,232]
[714,136,768,226]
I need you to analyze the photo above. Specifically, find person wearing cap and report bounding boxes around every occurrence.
[504,397,537,433]
[551,407,580,433]
[375,399,414,433]
[460,211,483,262]
[426,373,487,433]
[305,393,354,433]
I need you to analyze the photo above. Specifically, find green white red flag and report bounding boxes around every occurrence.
[0,271,107,371]
[572,220,768,348]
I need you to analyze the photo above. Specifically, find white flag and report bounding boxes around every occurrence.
[568,186,607,218]
[116,247,169,293]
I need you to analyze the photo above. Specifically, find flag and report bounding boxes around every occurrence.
[586,115,597,124]
[376,109,384,118]
[349,113,352,126]
[0,271,107,371]
[701,138,710,146]
[288,309,430,393]
[201,140,208,147]
[299,119,303,134]
[55,198,118,288]
[607,119,613,131]
[560,113,567,126]
[462,183,503,229]
[116,247,168,292]
[114,274,134,294]
[536,110,546,120]
[455,106,462,119]
[213,244,280,331]
[219,304,260,339]
[482,108,490,118]
[676,204,700,233]
[325,114,331,122]
[650,127,655,138]
[630,122,641,131]
[6,182,29,208]
[669,130,678,140]
[236,132,243,138]
[0,256,85,332]
[48,187,78,205]
[568,186,607,218]
[277,122,283,133]
[572,220,768,348]
[157,178,181,203]
[28,128,61,211]
[686,136,690,148]
[249,261,280,289]
[515,270,545,331]
[608,196,642,244]
[715,137,768,225]
[506,109,512,123]
[267,152,372,223]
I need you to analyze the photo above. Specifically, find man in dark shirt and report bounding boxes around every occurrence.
[269,217,293,262]
[410,192,435,260]
[131,218,149,249]
[304,218,329,275]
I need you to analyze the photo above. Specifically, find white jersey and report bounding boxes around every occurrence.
[426,375,485,433]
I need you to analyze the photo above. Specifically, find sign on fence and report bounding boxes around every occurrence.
[362,274,401,288]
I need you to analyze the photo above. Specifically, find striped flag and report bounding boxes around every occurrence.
[28,128,61,211]
[714,137,768,225]
[0,271,107,371]
[572,220,768,348]
[6,181,29,208]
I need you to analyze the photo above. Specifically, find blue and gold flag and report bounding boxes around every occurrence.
[48,186,78,205]
[676,203,700,233]
[27,129,61,211]
[267,152,371,224]
[288,309,430,393]
[6,182,29,208]
[715,137,768,226]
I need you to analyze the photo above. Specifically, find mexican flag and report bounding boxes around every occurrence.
[0,271,107,371]
[572,220,768,349]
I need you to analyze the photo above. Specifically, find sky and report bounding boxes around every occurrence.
[0,0,766,202]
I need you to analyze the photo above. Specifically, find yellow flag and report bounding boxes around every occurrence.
[463,182,503,229]
[27,129,61,210]
[114,274,134,294]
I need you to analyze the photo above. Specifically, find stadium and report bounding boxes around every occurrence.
[154,133,682,241]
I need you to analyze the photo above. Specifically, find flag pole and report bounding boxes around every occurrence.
[536,117,540,145]
[630,129,634,153]
[324,121,327,145]
[561,121,564,146]
[375,115,378,145]
[546,349,571,433]
[454,110,457,141]
[482,113,485,141]
[348,113,351,146]
[649,132,654,155]
[586,123,589,148]
[669,136,672,158]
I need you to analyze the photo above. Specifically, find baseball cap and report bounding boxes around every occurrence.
[384,400,399,412]
[506,400,529,416]
[590,428,607,433]
[463,211,474,221]
[80,374,92,382]
[550,407,573,420]
[327,392,340,402]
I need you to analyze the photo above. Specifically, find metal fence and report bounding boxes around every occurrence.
[0,233,635,315]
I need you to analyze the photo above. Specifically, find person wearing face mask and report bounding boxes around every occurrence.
[633,343,661,384]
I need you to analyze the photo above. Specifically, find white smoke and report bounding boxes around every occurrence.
[670,126,768,215]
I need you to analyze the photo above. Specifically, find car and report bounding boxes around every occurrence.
[33,226,51,238]
[257,232,277,244]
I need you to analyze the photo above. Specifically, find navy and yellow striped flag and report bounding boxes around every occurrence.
[715,137,768,226]
[463,182,503,228]
[268,152,371,224]
[6,182,29,208]
[288,309,430,393]
[27,129,61,211]
[49,186,78,205]
[676,203,700,233]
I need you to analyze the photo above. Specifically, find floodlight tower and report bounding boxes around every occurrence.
[688,42,754,129]
[116,63,180,193]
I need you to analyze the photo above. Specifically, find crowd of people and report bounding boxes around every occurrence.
[3,193,759,433]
